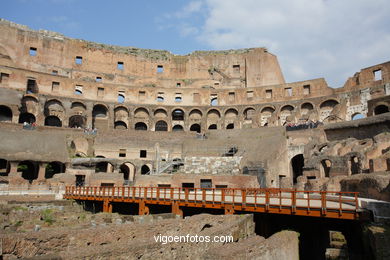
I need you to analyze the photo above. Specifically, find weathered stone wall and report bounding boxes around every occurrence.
[183,156,242,175]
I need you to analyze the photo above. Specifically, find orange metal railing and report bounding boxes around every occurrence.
[64,186,360,219]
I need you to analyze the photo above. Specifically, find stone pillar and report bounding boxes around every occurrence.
[37,162,47,181]
[9,161,19,173]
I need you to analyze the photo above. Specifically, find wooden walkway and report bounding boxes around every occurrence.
[64,186,364,220]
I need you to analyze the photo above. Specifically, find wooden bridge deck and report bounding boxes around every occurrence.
[64,186,365,220]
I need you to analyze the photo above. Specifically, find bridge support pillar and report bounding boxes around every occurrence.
[172,201,183,217]
[103,199,112,213]
[224,205,235,215]
[139,200,149,215]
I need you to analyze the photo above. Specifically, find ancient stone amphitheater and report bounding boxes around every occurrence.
[0,18,389,199]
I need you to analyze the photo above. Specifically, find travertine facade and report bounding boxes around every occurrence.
[0,19,389,194]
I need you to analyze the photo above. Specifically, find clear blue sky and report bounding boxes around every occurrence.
[1,0,390,87]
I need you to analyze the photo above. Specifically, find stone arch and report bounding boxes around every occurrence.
[92,104,108,129]
[44,99,65,119]
[44,115,62,127]
[120,162,136,182]
[172,109,185,121]
[0,105,12,122]
[154,108,168,118]
[374,104,389,115]
[135,122,148,131]
[69,115,86,128]
[208,124,217,130]
[300,102,314,115]
[260,106,275,126]
[70,137,89,157]
[114,121,127,129]
[141,164,151,175]
[349,156,360,175]
[189,109,203,120]
[114,106,129,122]
[291,154,304,184]
[45,161,66,179]
[280,105,295,125]
[20,96,39,115]
[71,101,87,112]
[134,107,149,119]
[190,123,201,133]
[18,112,36,124]
[320,99,339,121]
[351,113,364,120]
[18,160,39,183]
[226,123,234,129]
[224,108,238,118]
[320,159,332,178]
[95,161,114,173]
[172,125,184,131]
[243,107,256,120]
[155,120,168,131]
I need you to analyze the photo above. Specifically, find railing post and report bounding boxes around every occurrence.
[321,191,327,216]
[242,189,247,206]
[291,190,296,214]
[265,190,269,212]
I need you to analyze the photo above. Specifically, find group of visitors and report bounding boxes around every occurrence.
[83,126,97,135]
[286,120,322,131]
[22,121,36,130]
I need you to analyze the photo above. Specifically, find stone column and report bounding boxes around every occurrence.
[37,162,47,181]
[9,161,19,174]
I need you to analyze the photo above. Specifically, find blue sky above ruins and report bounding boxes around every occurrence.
[1,0,389,87]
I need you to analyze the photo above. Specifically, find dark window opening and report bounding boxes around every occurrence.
[44,116,62,127]
[172,109,184,121]
[157,65,164,73]
[96,77,102,82]
[321,159,332,178]
[233,64,240,73]
[45,161,65,179]
[374,69,382,81]
[118,93,125,103]
[226,123,234,129]
[135,122,147,131]
[208,124,217,130]
[211,97,218,106]
[52,81,60,92]
[74,85,83,95]
[350,156,360,175]
[190,123,201,133]
[182,183,194,191]
[26,79,38,94]
[303,85,311,95]
[75,56,82,65]
[175,96,182,102]
[76,175,85,187]
[0,105,12,122]
[291,154,304,184]
[97,87,104,97]
[374,105,389,115]
[0,73,10,83]
[119,149,126,158]
[200,179,212,189]
[114,121,127,129]
[117,62,124,70]
[18,113,36,124]
[176,83,181,87]
[266,89,272,99]
[172,125,184,131]
[52,70,58,75]
[29,47,37,56]
[18,161,38,184]
[0,159,10,176]
[69,115,86,128]
[141,165,150,175]
[140,150,147,158]
[155,120,168,131]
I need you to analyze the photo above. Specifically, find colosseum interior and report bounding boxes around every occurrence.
[0,18,389,197]
[1,17,390,259]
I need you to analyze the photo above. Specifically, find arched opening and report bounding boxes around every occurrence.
[18,113,36,124]
[135,122,148,131]
[71,102,86,111]
[225,108,238,119]
[301,103,314,115]
[352,113,364,120]
[291,154,304,184]
[69,115,86,128]
[154,109,168,118]
[92,104,108,118]
[350,156,360,175]
[172,125,184,131]
[18,160,38,183]
[114,121,127,129]
[134,107,149,119]
[155,120,168,131]
[172,109,184,121]
[374,105,389,115]
[141,165,150,175]
[118,94,125,103]
[92,104,108,129]
[321,159,332,178]
[210,98,218,106]
[0,105,12,122]
[45,161,65,179]
[189,109,202,120]
[95,162,114,173]
[226,123,234,129]
[320,99,339,121]
[114,106,129,123]
[244,108,255,120]
[190,123,201,133]
[120,164,130,180]
[260,107,275,126]
[208,124,217,130]
[44,116,62,127]
[0,159,10,175]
